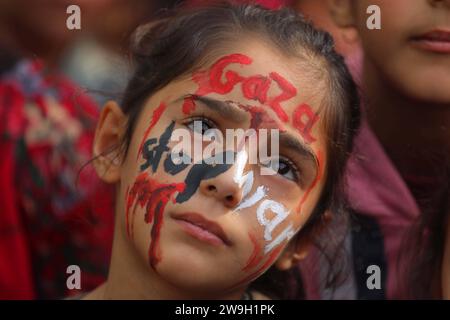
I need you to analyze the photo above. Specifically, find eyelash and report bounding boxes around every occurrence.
[183,116,301,183]
[183,115,218,134]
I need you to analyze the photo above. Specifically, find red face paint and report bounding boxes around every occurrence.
[267,72,297,123]
[126,172,185,269]
[241,75,271,104]
[296,149,323,214]
[136,102,167,160]
[193,53,252,96]
[242,232,263,272]
[231,245,283,290]
[182,96,196,115]
[235,103,285,131]
[292,103,320,144]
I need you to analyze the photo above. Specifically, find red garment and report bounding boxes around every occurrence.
[0,59,114,299]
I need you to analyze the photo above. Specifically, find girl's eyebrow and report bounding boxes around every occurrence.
[279,132,319,172]
[175,94,248,124]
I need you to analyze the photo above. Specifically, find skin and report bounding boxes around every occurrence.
[294,0,360,56]
[87,39,328,299]
[329,0,450,298]
[328,0,450,188]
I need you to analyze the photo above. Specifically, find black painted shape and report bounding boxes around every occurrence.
[140,121,175,172]
[175,151,235,203]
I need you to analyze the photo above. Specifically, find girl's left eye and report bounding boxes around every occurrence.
[185,117,216,135]
[263,157,300,182]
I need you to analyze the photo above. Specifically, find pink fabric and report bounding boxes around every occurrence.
[300,49,420,299]
[346,119,420,299]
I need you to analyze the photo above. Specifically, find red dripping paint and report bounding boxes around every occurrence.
[267,72,297,123]
[192,53,252,96]
[296,149,323,214]
[182,96,196,115]
[125,185,131,238]
[126,172,185,269]
[231,245,283,290]
[292,103,320,144]
[235,103,285,131]
[242,232,262,272]
[136,102,167,161]
[241,75,271,104]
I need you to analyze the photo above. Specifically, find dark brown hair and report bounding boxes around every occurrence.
[119,0,361,298]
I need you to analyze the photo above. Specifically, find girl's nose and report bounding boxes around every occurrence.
[199,167,245,208]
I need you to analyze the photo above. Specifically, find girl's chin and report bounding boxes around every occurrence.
[153,257,243,294]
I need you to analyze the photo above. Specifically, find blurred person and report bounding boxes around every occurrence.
[0,46,116,299]
[299,0,450,299]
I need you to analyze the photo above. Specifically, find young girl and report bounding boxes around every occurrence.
[85,1,360,299]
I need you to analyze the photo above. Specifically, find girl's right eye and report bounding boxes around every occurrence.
[185,117,217,135]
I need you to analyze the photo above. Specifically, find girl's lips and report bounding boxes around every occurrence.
[172,212,232,247]
[410,30,450,54]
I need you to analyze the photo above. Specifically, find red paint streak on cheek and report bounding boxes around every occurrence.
[296,149,324,214]
[136,102,167,160]
[192,54,252,96]
[242,232,263,272]
[126,172,185,269]
[125,186,132,238]
[182,96,196,115]
[267,72,297,123]
[292,103,320,144]
[232,245,283,290]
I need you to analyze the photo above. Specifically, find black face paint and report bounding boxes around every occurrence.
[140,121,175,172]
[175,151,235,203]
[164,151,191,175]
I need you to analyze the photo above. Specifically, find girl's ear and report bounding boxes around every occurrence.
[327,0,356,28]
[275,234,310,271]
[275,211,333,271]
[93,101,126,183]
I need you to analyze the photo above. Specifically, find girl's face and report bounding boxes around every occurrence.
[348,0,450,103]
[111,41,328,295]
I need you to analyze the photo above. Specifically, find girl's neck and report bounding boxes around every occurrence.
[362,59,450,208]
[87,221,246,300]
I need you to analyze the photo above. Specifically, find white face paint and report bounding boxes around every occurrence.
[256,200,290,241]
[233,150,267,212]
[235,185,267,211]
[264,224,295,254]
[233,151,297,254]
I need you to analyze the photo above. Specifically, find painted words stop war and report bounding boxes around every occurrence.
[141,120,282,175]
[126,52,322,276]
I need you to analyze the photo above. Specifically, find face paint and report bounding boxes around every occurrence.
[242,232,262,272]
[241,75,271,104]
[193,53,252,96]
[234,102,285,131]
[296,149,323,213]
[126,172,185,268]
[182,95,196,115]
[164,151,191,175]
[292,103,320,144]
[175,151,235,203]
[233,150,267,212]
[256,199,294,253]
[140,121,175,172]
[231,245,284,290]
[137,102,167,160]
[192,54,300,124]
[263,223,295,254]
[267,72,297,123]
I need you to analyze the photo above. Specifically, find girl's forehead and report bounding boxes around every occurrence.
[157,48,327,147]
